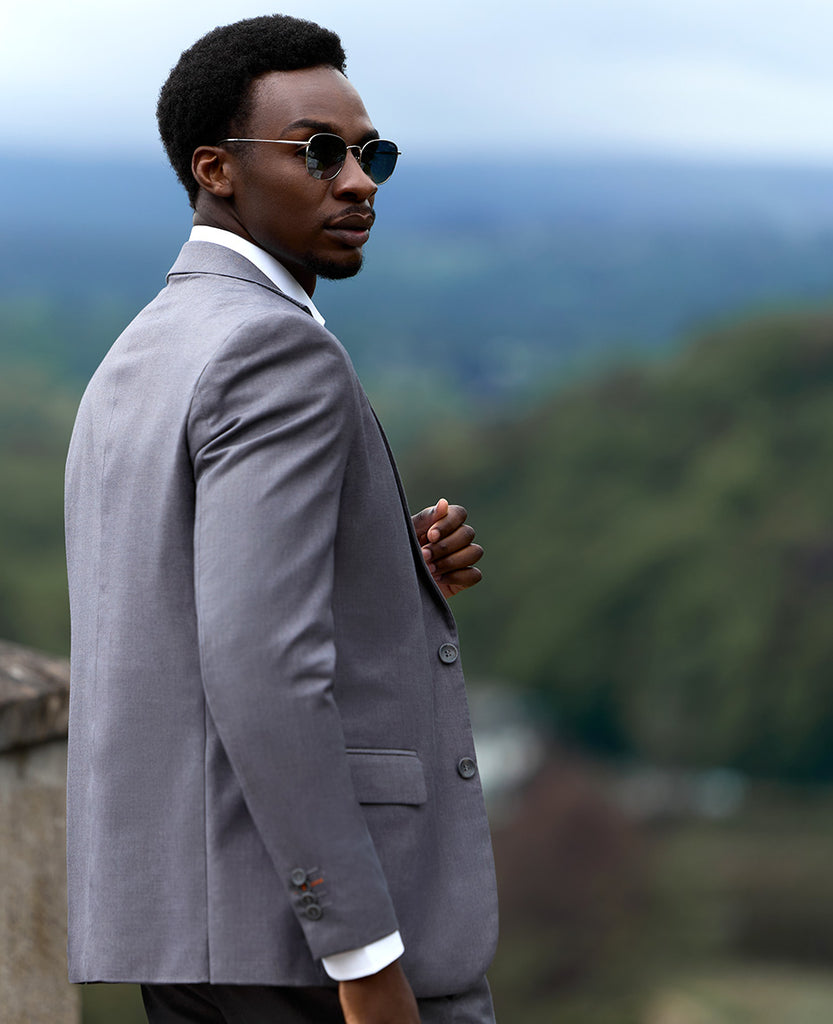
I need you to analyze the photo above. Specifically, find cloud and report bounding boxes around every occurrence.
[3,0,833,161]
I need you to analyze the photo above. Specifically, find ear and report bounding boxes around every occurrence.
[191,146,235,198]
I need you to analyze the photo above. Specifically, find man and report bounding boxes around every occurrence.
[65,14,498,1024]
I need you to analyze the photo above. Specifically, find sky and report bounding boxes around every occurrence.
[4,0,833,163]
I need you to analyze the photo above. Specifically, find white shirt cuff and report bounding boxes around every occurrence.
[321,930,404,981]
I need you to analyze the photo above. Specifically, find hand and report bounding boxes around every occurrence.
[338,960,420,1024]
[412,498,483,599]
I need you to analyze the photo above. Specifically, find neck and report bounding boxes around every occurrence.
[192,200,317,297]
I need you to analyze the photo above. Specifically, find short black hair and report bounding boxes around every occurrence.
[157,14,347,206]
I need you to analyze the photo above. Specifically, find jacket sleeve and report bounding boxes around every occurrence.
[187,310,399,960]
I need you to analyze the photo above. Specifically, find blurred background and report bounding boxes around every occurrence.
[4,0,833,1021]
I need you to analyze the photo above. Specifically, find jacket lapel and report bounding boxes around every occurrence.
[370,409,456,629]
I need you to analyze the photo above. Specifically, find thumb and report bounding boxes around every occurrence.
[426,497,448,542]
[413,497,447,539]
[431,497,449,521]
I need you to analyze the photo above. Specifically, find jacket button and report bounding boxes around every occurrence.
[290,868,307,887]
[438,643,459,664]
[457,757,477,779]
[305,904,323,921]
[301,893,318,906]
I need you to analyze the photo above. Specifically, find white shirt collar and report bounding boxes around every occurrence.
[188,225,325,326]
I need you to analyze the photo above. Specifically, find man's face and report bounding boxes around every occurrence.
[218,66,381,293]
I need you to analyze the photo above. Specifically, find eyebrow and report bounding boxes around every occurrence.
[281,117,380,145]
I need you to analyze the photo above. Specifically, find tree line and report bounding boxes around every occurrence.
[5,307,833,779]
[403,309,833,781]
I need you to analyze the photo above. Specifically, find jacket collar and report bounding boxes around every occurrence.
[166,241,314,319]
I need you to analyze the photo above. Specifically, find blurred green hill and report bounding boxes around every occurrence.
[6,155,833,780]
[0,365,76,654]
[403,309,833,781]
[6,308,833,780]
[4,157,833,412]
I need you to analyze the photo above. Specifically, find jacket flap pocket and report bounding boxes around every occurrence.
[346,748,427,806]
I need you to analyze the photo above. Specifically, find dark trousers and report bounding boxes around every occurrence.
[141,975,495,1024]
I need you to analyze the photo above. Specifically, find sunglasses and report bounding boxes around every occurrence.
[216,133,401,184]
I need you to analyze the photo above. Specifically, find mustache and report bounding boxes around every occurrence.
[325,205,376,229]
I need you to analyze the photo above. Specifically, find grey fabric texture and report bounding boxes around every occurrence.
[65,242,498,995]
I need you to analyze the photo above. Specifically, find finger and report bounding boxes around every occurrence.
[428,542,484,577]
[423,523,476,563]
[436,566,483,598]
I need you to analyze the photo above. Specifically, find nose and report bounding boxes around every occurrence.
[331,149,377,201]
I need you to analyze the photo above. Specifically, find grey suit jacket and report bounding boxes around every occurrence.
[64,242,498,994]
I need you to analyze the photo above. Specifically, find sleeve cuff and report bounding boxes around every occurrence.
[321,930,404,981]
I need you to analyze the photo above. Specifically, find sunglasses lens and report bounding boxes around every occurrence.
[361,140,399,184]
[306,134,347,180]
[305,135,399,183]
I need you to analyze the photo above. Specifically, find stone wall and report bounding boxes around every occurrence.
[0,639,79,1024]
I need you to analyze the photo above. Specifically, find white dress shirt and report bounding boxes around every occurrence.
[189,225,326,325]
[187,224,404,982]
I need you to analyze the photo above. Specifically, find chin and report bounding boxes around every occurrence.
[305,253,364,281]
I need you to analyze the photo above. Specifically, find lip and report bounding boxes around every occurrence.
[327,213,375,231]
[324,211,375,248]
[325,226,371,247]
